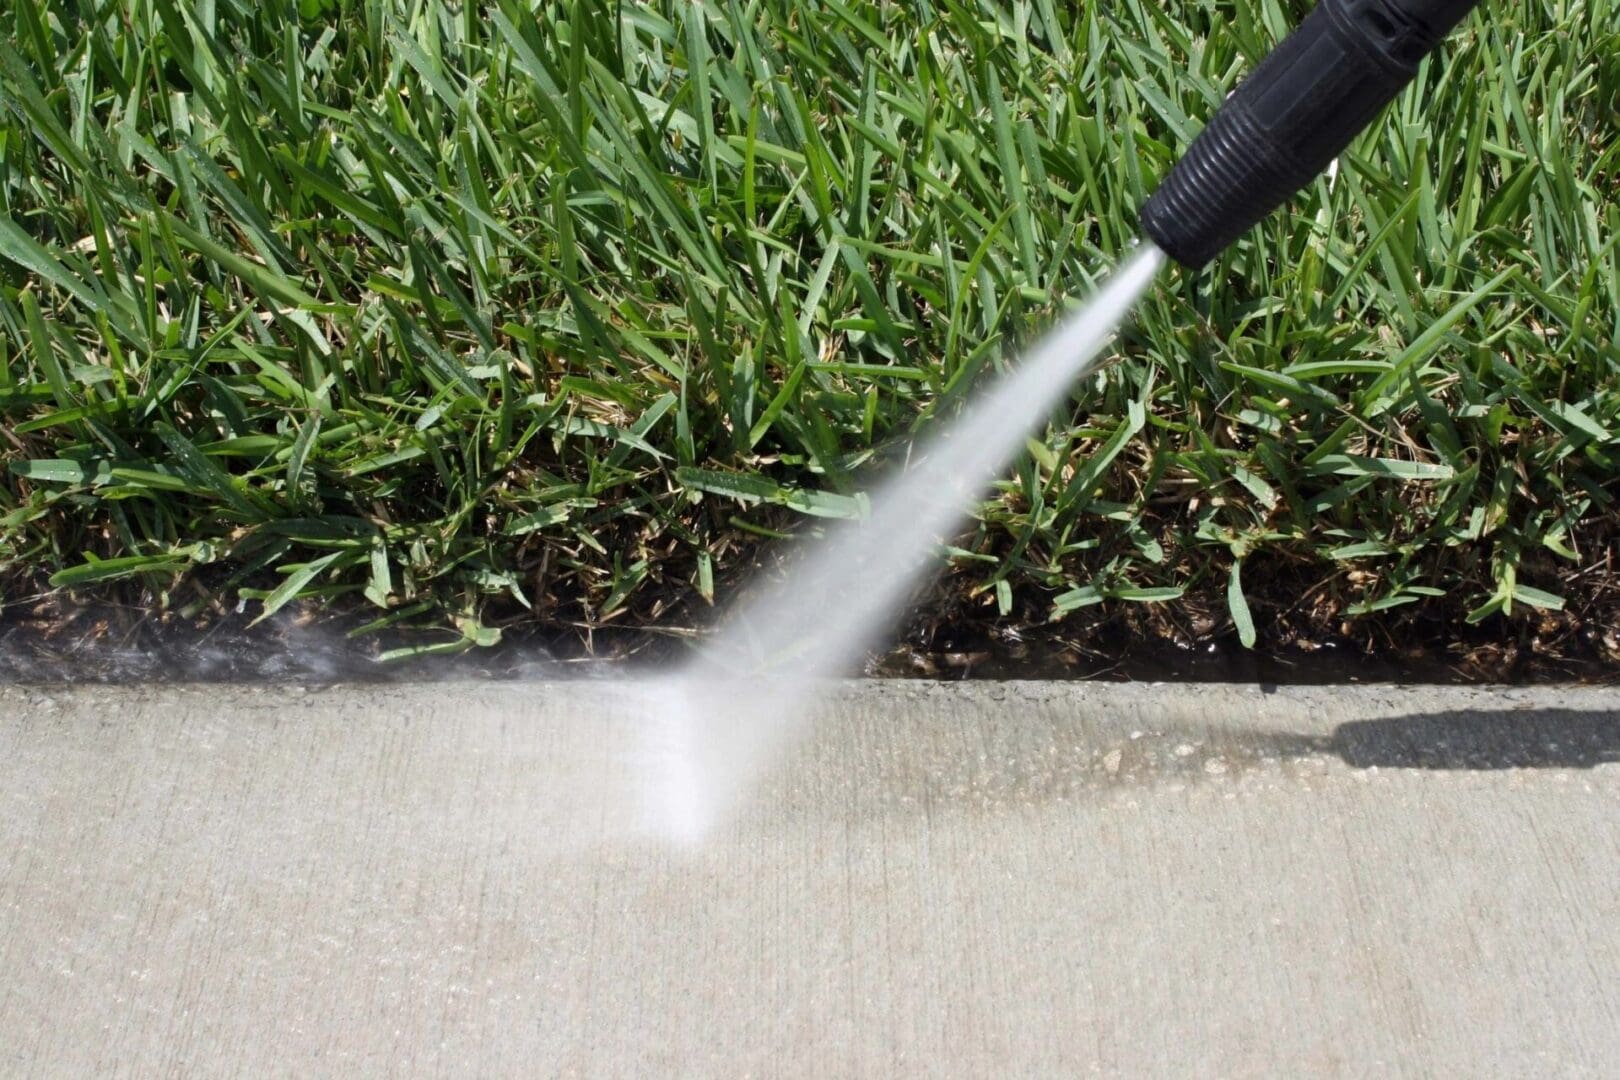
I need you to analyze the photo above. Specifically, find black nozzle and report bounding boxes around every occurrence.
[1139,0,1482,269]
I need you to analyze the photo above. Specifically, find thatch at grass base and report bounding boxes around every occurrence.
[2,1,1618,662]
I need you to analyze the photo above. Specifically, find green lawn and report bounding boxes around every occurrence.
[2,0,1618,660]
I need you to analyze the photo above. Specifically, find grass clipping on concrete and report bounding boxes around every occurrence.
[2,0,1618,662]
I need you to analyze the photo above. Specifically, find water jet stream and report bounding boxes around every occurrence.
[637,244,1167,843]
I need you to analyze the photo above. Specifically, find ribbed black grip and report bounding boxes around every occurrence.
[1140,0,1482,268]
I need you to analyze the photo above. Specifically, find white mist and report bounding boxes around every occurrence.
[637,244,1167,843]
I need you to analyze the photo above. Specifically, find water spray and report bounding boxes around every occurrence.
[641,0,1485,843]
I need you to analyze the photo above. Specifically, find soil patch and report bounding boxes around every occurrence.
[2,592,1614,686]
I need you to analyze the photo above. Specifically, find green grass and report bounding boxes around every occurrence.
[2,0,1618,658]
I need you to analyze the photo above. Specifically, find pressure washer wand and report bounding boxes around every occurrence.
[1139,0,1483,268]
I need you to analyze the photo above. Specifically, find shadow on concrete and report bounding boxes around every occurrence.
[1251,709,1620,771]
[1326,708,1620,770]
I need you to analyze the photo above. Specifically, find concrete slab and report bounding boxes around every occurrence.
[2,681,1617,1076]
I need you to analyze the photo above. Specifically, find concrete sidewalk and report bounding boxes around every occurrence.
[3,681,1618,1076]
